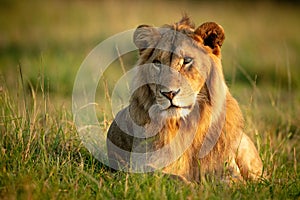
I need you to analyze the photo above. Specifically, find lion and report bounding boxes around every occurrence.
[106,16,264,183]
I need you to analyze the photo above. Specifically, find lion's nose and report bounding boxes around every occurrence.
[160,89,180,100]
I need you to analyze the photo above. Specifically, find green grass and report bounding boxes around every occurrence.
[0,1,300,199]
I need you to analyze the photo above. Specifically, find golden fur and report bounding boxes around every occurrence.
[107,16,263,182]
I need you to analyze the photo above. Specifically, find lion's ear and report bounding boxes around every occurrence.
[195,22,225,57]
[133,25,160,54]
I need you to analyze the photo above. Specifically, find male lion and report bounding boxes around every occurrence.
[106,16,263,182]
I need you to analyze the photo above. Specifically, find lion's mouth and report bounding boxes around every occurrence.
[160,103,193,118]
[165,103,192,110]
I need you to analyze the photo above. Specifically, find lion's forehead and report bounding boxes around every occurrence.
[155,33,194,55]
[152,34,207,62]
[139,29,213,80]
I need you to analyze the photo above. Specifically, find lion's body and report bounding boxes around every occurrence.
[107,16,263,182]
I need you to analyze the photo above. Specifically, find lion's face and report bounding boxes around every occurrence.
[132,17,225,120]
[145,34,211,118]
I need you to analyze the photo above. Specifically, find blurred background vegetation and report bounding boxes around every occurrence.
[1,0,300,92]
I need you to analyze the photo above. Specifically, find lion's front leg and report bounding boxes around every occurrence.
[235,133,264,180]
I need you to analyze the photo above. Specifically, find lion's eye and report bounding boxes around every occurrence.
[183,57,193,66]
[153,60,162,68]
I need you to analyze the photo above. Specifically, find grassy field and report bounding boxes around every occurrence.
[0,1,300,199]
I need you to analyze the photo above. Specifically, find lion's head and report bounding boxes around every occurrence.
[130,16,227,124]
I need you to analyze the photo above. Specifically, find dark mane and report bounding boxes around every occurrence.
[163,15,195,33]
[176,15,195,29]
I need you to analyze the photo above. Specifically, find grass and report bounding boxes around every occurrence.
[0,1,300,199]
